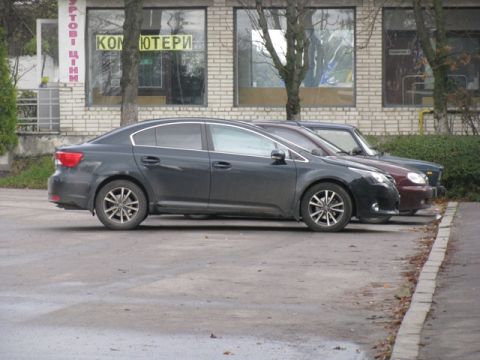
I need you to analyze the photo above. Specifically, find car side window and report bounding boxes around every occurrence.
[132,123,203,150]
[133,128,156,146]
[155,123,203,150]
[313,129,357,153]
[210,124,288,158]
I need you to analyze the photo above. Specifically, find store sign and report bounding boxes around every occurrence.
[96,34,192,51]
[67,0,80,82]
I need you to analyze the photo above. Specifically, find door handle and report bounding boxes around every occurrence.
[212,161,232,169]
[141,156,160,167]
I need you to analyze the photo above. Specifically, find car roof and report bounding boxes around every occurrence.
[285,121,358,131]
[91,117,307,152]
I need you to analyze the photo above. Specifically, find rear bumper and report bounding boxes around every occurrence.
[48,171,90,210]
[398,185,433,212]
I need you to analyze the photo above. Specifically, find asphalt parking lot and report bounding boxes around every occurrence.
[0,188,438,360]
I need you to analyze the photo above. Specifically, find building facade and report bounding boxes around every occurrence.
[56,0,480,137]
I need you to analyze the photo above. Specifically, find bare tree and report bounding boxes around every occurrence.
[120,0,143,126]
[411,0,450,134]
[254,0,310,120]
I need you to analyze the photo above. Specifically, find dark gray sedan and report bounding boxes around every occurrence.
[48,118,399,232]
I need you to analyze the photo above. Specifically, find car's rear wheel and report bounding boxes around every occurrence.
[358,216,392,224]
[95,180,147,230]
[301,183,352,232]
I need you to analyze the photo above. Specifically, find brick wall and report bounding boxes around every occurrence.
[58,0,445,136]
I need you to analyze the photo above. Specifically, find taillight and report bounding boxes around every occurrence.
[55,151,84,168]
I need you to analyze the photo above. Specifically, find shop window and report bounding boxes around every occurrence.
[384,8,480,107]
[235,8,355,107]
[87,8,206,106]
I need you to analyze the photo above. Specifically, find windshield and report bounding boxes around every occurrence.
[301,127,348,154]
[354,129,379,156]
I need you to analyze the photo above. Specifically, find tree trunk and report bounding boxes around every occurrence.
[286,82,301,120]
[120,0,143,126]
[433,64,449,133]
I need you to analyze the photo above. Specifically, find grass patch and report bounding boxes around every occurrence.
[0,155,54,189]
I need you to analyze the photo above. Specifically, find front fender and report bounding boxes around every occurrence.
[292,166,361,220]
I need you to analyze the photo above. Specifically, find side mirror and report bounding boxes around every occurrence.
[351,146,363,156]
[271,149,286,163]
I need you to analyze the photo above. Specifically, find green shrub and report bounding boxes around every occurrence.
[0,155,54,189]
[0,27,18,155]
[374,135,480,201]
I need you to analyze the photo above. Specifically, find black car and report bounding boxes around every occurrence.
[256,122,433,221]
[289,122,445,195]
[48,118,399,232]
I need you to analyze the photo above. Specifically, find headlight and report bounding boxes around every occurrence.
[349,167,390,184]
[407,172,427,185]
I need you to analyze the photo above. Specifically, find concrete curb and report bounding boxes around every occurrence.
[390,202,458,360]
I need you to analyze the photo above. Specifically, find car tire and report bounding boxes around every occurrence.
[301,182,352,232]
[400,209,418,216]
[95,180,148,230]
[358,216,392,224]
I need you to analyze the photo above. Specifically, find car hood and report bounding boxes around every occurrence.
[378,155,443,171]
[343,156,418,177]
[321,155,385,174]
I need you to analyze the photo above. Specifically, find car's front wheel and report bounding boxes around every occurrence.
[95,180,148,230]
[301,182,353,232]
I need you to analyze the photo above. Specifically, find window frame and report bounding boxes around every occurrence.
[130,121,208,151]
[85,6,208,108]
[233,7,357,109]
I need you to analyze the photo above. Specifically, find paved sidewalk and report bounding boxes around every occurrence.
[419,202,480,360]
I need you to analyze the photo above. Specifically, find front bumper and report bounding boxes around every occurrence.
[353,181,400,219]
[398,185,433,212]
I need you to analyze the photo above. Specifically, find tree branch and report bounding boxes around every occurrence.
[255,0,286,79]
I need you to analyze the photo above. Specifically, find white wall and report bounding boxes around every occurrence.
[9,55,58,89]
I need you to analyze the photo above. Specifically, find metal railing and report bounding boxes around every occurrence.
[17,87,60,133]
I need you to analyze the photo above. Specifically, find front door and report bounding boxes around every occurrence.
[207,123,297,217]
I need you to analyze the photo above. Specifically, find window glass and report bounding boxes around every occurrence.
[354,129,378,155]
[384,8,480,106]
[133,128,156,146]
[210,125,286,158]
[263,127,318,152]
[155,123,203,150]
[236,8,355,107]
[87,8,206,106]
[313,129,357,153]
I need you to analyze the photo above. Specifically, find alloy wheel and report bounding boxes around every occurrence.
[103,187,140,224]
[308,189,345,227]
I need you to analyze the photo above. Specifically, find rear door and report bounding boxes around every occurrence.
[132,121,211,211]
[206,123,298,217]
